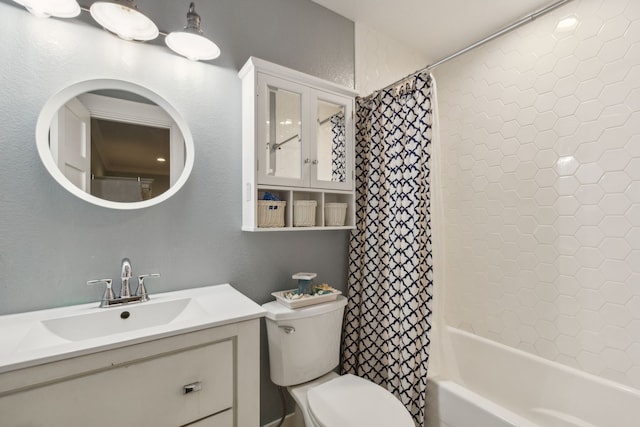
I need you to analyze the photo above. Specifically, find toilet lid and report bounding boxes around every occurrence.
[307,374,414,427]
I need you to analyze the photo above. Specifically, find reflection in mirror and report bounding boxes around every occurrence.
[50,92,182,203]
[265,85,301,180]
[36,79,194,210]
[316,100,346,183]
[90,118,170,201]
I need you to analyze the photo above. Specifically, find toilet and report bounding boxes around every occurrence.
[263,296,414,427]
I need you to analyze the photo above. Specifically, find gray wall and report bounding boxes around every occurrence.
[0,0,354,423]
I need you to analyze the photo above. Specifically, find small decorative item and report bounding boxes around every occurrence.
[272,282,341,309]
[293,272,316,294]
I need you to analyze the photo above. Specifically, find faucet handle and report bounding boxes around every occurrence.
[136,273,160,302]
[87,279,115,307]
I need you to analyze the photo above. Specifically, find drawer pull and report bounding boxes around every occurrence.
[183,381,203,394]
[279,325,295,334]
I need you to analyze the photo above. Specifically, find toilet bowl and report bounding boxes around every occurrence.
[262,297,414,427]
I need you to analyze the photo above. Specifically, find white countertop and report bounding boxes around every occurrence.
[0,284,266,374]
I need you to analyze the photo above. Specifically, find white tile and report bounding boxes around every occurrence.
[575,204,606,225]
[553,95,580,117]
[436,0,640,389]
[600,216,632,237]
[599,194,632,215]
[534,338,559,360]
[629,296,640,318]
[553,55,580,78]
[600,303,633,327]
[601,81,632,106]
[602,325,633,350]
[574,184,605,204]
[575,77,604,101]
[575,226,605,246]
[577,350,605,374]
[599,171,632,193]
[600,281,633,305]
[601,348,632,372]
[575,99,606,121]
[576,289,606,313]
[555,116,580,137]
[601,259,632,282]
[598,148,632,172]
[574,57,605,80]
[600,237,633,259]
[557,334,581,356]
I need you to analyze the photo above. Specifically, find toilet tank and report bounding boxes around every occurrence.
[262,296,348,386]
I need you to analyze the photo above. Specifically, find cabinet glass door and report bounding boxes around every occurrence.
[312,93,353,190]
[258,74,306,186]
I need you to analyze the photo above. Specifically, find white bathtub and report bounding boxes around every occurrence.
[425,326,640,427]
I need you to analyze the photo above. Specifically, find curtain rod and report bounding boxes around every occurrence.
[362,0,574,98]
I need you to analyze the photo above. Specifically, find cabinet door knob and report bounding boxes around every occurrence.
[304,158,310,164]
[312,159,319,165]
[183,381,203,394]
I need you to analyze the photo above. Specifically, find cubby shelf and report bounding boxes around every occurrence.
[242,186,355,232]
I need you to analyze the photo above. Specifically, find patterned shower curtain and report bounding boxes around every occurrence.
[341,73,434,425]
[330,111,346,182]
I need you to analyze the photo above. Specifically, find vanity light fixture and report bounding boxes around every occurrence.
[89,0,159,41]
[11,0,220,61]
[165,2,221,61]
[12,0,80,18]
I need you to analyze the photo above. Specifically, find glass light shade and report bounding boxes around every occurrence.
[13,0,80,18]
[90,0,159,41]
[165,31,221,61]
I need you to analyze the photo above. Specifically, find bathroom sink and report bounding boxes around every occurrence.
[41,297,205,342]
[0,284,266,373]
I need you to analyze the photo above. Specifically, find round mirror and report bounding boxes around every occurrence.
[36,79,195,210]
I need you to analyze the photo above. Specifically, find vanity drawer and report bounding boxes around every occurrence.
[183,409,233,427]
[0,339,234,427]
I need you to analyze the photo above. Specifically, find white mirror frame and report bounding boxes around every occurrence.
[36,79,195,210]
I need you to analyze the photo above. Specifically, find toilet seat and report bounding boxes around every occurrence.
[306,374,414,427]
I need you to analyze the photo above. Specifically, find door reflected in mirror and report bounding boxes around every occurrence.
[36,79,194,210]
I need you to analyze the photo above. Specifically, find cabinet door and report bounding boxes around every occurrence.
[257,74,309,187]
[310,90,354,191]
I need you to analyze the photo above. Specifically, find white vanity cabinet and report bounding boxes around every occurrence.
[239,57,357,231]
[0,319,260,427]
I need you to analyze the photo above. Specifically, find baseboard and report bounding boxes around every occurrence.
[262,412,296,427]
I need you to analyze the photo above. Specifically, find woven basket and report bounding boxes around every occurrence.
[325,202,348,226]
[293,200,317,227]
[257,200,286,227]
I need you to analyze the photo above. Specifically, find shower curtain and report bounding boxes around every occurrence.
[341,73,434,425]
[331,111,346,182]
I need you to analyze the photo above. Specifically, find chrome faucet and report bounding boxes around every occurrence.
[87,259,160,307]
[120,258,133,298]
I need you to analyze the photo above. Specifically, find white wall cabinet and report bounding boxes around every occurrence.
[240,57,358,231]
[0,319,260,427]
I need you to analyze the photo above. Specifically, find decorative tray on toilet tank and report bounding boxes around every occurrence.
[272,286,342,309]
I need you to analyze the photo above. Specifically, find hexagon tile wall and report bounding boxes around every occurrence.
[435,0,640,389]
